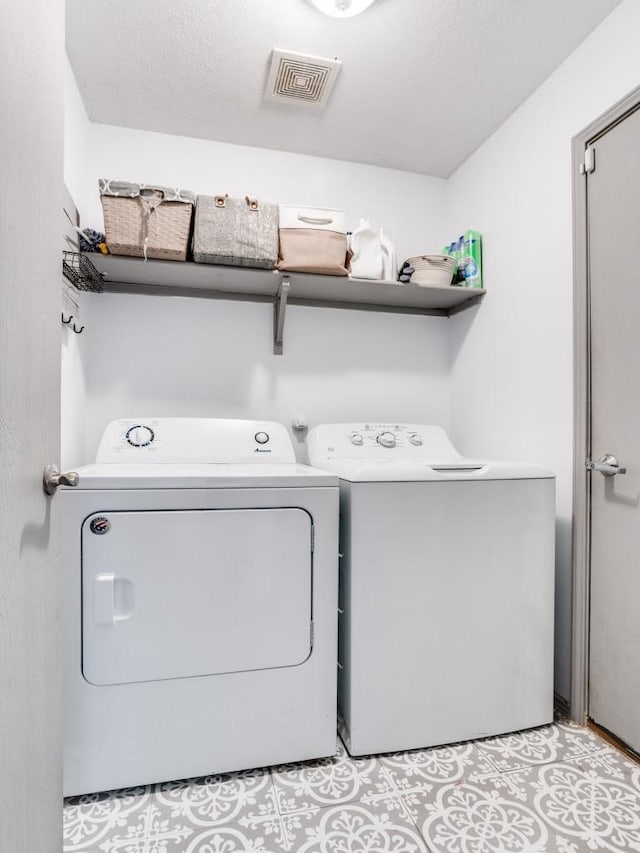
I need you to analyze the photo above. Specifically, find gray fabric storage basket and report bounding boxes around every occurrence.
[193,195,279,269]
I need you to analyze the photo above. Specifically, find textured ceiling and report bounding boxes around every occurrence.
[66,0,622,177]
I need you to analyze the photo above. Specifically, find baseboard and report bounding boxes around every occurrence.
[588,720,640,766]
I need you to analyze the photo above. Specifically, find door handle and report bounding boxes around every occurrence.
[94,573,116,625]
[94,574,134,625]
[586,454,627,476]
[43,463,79,495]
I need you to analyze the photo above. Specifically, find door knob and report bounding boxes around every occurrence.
[43,463,79,495]
[586,454,627,476]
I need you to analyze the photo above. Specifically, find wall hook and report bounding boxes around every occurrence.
[62,313,73,325]
[72,321,84,334]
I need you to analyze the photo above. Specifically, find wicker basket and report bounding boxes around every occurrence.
[405,254,457,287]
[99,179,195,261]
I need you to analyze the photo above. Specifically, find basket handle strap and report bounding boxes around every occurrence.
[298,215,333,225]
[245,196,259,211]
[138,189,165,261]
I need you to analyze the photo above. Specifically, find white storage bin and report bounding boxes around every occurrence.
[278,205,349,276]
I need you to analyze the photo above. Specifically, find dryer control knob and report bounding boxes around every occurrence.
[409,433,423,446]
[126,425,155,447]
[377,431,396,448]
[350,433,364,446]
[255,431,270,444]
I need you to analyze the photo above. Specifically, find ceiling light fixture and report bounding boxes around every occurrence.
[306,0,379,19]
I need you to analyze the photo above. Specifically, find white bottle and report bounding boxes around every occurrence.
[379,228,397,282]
[349,219,384,280]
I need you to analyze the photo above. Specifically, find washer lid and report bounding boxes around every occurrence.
[309,458,554,482]
[63,463,338,490]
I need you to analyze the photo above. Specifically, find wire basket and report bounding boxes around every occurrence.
[62,251,104,293]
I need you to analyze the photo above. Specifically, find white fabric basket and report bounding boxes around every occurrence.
[277,205,349,276]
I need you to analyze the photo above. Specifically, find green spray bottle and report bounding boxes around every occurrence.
[461,230,482,288]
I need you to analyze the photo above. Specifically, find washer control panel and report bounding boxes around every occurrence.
[308,423,458,463]
[96,418,296,464]
[376,431,396,448]
[345,424,425,450]
[126,425,155,447]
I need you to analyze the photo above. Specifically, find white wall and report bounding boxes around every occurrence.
[445,0,640,700]
[63,70,451,464]
[80,293,450,462]
[63,58,91,219]
[61,328,88,469]
[61,59,91,468]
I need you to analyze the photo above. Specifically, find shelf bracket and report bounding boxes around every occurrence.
[274,276,290,355]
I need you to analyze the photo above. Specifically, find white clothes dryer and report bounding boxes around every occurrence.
[307,422,555,757]
[61,418,338,795]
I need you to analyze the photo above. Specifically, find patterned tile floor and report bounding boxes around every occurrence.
[63,721,640,852]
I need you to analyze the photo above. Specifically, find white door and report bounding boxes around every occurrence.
[0,0,63,849]
[588,103,640,753]
[82,508,313,685]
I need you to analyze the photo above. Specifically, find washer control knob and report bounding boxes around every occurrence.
[350,433,364,446]
[377,431,396,448]
[409,433,423,446]
[254,431,270,444]
[126,425,155,447]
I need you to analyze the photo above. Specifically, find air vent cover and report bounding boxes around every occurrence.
[266,49,342,109]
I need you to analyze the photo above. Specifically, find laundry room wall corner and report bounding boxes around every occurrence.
[62,57,92,468]
[444,0,640,702]
[64,56,92,221]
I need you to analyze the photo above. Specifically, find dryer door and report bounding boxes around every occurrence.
[82,508,312,685]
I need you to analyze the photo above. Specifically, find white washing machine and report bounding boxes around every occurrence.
[61,418,339,795]
[307,422,555,757]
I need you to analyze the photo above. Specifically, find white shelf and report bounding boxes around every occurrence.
[83,253,485,353]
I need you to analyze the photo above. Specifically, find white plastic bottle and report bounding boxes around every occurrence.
[379,228,397,282]
[349,219,384,280]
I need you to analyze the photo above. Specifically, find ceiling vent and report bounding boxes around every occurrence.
[265,49,342,109]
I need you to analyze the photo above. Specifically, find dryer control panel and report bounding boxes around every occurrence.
[96,418,297,464]
[307,422,460,463]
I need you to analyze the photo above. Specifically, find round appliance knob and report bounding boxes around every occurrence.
[126,425,155,447]
[377,431,396,448]
[254,431,270,445]
[350,433,364,446]
[409,433,423,446]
